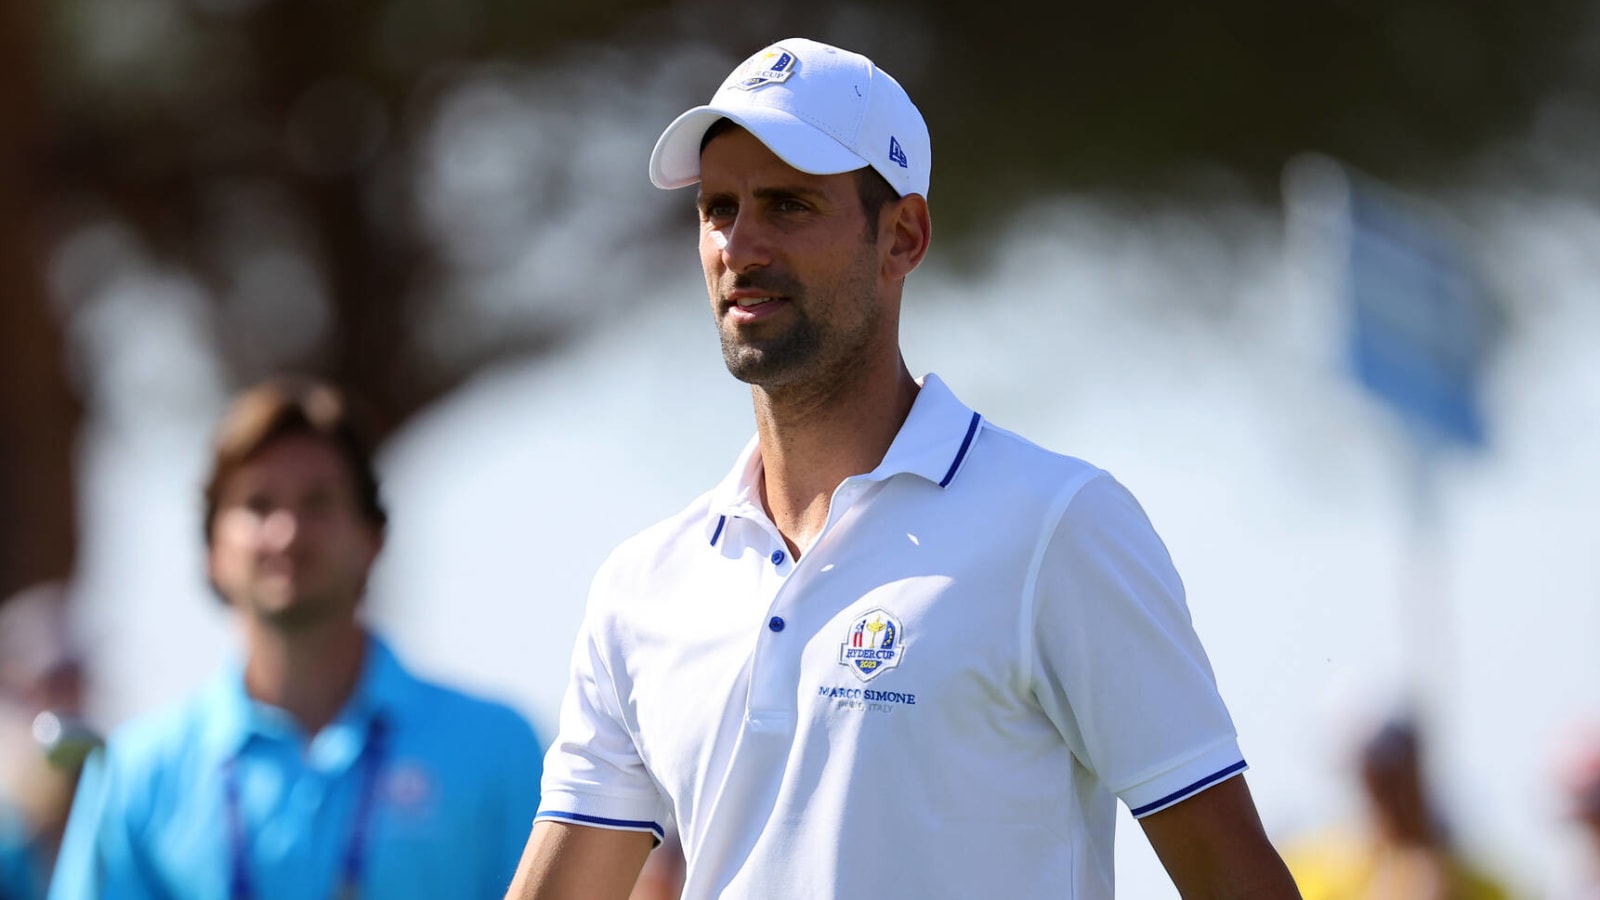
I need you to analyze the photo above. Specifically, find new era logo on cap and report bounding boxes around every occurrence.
[648,38,931,198]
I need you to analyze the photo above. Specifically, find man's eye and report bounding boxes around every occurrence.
[703,203,735,220]
[775,199,809,213]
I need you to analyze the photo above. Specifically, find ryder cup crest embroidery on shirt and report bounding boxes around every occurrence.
[730,46,798,90]
[839,608,904,682]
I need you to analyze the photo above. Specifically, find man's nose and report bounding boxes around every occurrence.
[719,212,772,272]
[260,509,300,549]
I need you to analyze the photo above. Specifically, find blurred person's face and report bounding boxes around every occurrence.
[0,589,85,716]
[0,663,79,717]
[697,127,890,390]
[30,661,84,715]
[207,434,381,630]
[1358,727,1436,844]
[1571,772,1600,840]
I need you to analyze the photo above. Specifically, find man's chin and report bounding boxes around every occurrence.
[250,593,347,631]
[722,347,812,387]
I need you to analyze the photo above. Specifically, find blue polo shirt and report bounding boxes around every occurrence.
[49,636,543,900]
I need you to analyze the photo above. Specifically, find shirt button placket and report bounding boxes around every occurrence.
[747,537,800,731]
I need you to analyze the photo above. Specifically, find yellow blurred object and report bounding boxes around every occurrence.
[1286,830,1513,900]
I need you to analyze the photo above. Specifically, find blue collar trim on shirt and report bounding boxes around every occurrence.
[703,373,984,543]
[938,411,983,488]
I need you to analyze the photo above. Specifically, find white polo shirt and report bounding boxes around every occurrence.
[537,374,1245,899]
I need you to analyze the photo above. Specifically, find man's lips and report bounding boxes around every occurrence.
[259,561,297,579]
[727,289,782,308]
[723,290,789,320]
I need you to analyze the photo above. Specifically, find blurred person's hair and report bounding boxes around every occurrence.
[202,376,388,542]
[1359,715,1420,772]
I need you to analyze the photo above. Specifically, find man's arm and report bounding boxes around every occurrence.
[1139,776,1302,899]
[504,821,655,900]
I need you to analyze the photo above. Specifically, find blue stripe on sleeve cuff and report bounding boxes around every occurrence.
[536,810,666,842]
[1128,759,1248,818]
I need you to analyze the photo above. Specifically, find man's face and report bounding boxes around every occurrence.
[697,127,891,389]
[207,434,380,630]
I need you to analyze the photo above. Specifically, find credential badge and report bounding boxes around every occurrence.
[381,761,436,821]
[839,608,904,682]
[730,46,798,90]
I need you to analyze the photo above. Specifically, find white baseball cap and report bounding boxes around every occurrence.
[648,38,930,198]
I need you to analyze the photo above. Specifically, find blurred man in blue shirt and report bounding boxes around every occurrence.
[51,376,545,900]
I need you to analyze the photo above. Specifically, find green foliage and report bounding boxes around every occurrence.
[36,0,1596,238]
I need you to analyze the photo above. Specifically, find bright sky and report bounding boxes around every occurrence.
[63,183,1600,896]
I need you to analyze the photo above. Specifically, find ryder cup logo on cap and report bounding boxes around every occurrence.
[648,38,931,198]
[732,48,798,89]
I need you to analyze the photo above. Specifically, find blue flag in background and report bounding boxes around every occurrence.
[1342,177,1502,450]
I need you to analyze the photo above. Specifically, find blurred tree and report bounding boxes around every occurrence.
[0,0,80,602]
[2,0,1595,605]
[912,0,1593,224]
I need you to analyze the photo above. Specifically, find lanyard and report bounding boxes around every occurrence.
[223,717,390,900]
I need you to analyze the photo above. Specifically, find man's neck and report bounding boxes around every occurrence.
[753,358,919,558]
[241,616,368,738]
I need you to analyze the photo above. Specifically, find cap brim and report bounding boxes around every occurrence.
[649,103,871,190]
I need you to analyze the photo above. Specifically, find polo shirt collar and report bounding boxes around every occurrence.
[705,373,982,540]
[200,632,412,765]
[866,373,983,488]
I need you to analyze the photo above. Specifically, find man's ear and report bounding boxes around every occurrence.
[882,194,932,280]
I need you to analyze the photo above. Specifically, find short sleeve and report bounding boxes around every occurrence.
[535,588,667,841]
[48,747,162,900]
[1029,474,1246,818]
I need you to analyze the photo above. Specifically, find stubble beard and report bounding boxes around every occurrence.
[717,256,881,390]
[720,307,823,388]
[245,570,364,633]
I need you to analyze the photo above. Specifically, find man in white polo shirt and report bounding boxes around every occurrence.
[508,37,1300,899]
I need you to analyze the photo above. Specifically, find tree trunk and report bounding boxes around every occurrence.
[0,0,82,604]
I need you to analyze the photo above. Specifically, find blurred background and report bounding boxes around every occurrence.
[4,0,1600,895]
